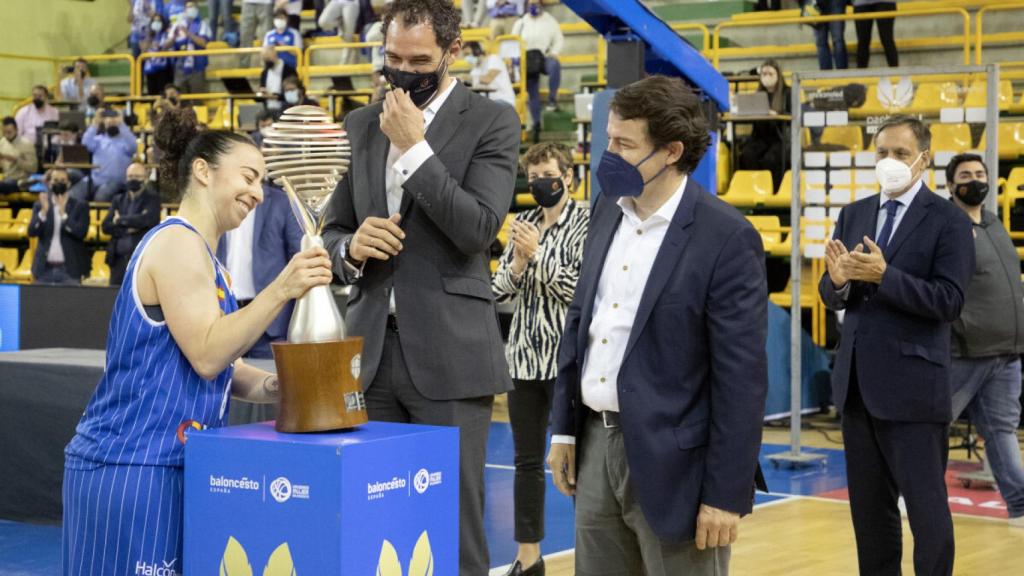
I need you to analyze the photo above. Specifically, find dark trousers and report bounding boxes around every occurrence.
[853,2,899,68]
[756,0,781,9]
[739,136,788,191]
[842,371,954,575]
[509,378,555,544]
[109,253,130,286]
[145,68,174,97]
[367,326,494,576]
[814,0,849,70]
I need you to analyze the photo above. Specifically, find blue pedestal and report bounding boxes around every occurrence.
[184,421,459,575]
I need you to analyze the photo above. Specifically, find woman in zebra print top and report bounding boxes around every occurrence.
[492,142,589,576]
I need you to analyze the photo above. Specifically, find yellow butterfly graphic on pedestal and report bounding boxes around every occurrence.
[219,536,296,576]
[376,531,434,576]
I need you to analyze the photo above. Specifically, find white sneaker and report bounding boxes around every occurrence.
[1010,515,1024,528]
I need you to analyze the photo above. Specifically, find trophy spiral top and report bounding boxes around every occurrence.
[261,105,351,218]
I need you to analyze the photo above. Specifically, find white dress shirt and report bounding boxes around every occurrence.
[225,207,257,300]
[552,176,687,445]
[46,205,66,265]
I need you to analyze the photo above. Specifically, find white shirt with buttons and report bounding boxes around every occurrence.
[552,176,687,445]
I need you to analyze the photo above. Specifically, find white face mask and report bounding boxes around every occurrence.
[274,18,287,32]
[875,153,924,195]
[186,7,199,20]
[465,55,479,67]
[284,90,299,105]
[151,20,163,33]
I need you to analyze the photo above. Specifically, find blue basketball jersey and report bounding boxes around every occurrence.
[66,217,238,467]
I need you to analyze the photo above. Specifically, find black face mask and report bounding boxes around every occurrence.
[382,51,449,109]
[32,98,45,109]
[87,95,100,107]
[51,182,69,196]
[106,125,120,138]
[953,179,988,207]
[529,177,566,208]
[126,179,144,193]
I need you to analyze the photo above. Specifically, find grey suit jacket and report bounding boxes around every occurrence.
[322,81,519,400]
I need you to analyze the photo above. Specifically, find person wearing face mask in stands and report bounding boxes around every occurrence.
[103,162,162,285]
[171,1,212,94]
[262,8,303,71]
[513,0,563,143]
[820,116,975,575]
[944,153,1024,530]
[278,76,318,109]
[249,110,276,147]
[0,117,39,195]
[321,2,521,573]
[492,142,588,576]
[72,109,139,202]
[463,41,516,107]
[60,59,99,111]
[15,85,59,146]
[738,59,791,190]
[258,45,297,112]
[28,168,91,284]
[83,84,106,122]
[142,14,176,96]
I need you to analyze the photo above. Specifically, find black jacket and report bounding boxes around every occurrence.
[102,184,162,263]
[28,195,91,280]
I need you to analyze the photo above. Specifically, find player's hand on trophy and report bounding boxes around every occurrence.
[349,213,405,263]
[380,89,425,154]
[273,246,333,300]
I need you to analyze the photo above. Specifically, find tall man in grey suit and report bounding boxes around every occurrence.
[321,1,521,574]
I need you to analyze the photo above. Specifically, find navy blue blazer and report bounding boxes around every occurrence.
[818,186,975,423]
[27,196,91,281]
[550,177,769,543]
[217,185,303,358]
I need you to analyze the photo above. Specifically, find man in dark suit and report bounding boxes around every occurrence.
[320,1,520,574]
[102,162,161,285]
[28,168,90,284]
[547,76,768,575]
[819,115,975,575]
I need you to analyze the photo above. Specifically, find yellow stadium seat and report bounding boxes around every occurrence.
[207,41,230,50]
[931,123,972,153]
[91,250,110,281]
[0,247,18,275]
[0,208,17,241]
[963,80,1013,111]
[910,82,961,115]
[10,247,33,283]
[746,215,791,257]
[193,105,209,125]
[717,140,731,196]
[496,214,514,249]
[977,123,1024,161]
[1007,168,1024,198]
[719,170,774,208]
[821,126,864,153]
[1,209,33,241]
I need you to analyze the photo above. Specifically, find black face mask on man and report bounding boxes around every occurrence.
[382,48,450,109]
[126,179,144,193]
[32,98,45,109]
[529,177,566,208]
[87,95,100,108]
[953,180,989,207]
[51,182,69,196]
[106,125,120,138]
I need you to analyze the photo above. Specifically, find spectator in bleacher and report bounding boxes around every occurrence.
[739,59,791,190]
[263,8,304,70]
[240,0,276,67]
[280,76,318,108]
[45,122,81,165]
[84,84,107,123]
[945,153,1024,529]
[59,59,98,110]
[463,41,515,107]
[809,0,850,70]
[129,0,166,58]
[461,0,486,28]
[280,0,303,31]
[141,14,177,96]
[318,0,361,64]
[72,109,138,202]
[250,109,276,147]
[514,0,562,142]
[207,0,237,42]
[0,117,39,195]
[102,162,162,285]
[15,85,59,145]
[28,168,90,284]
[488,0,524,38]
[150,83,184,128]
[258,45,297,112]
[165,0,188,21]
[172,1,213,94]
[492,142,588,576]
[853,0,898,68]
[364,0,392,93]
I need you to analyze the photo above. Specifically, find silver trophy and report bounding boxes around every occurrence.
[262,105,352,343]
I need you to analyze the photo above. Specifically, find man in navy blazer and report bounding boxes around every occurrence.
[28,168,91,283]
[547,76,768,575]
[217,183,303,359]
[819,115,974,575]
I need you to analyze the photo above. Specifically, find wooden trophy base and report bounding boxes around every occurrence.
[271,337,368,433]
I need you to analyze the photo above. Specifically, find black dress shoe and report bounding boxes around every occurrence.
[503,557,545,576]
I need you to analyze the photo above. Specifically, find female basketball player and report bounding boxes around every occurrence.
[61,107,333,575]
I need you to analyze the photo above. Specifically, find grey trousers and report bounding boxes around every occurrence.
[576,414,730,576]
[239,1,274,66]
[367,326,494,576]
